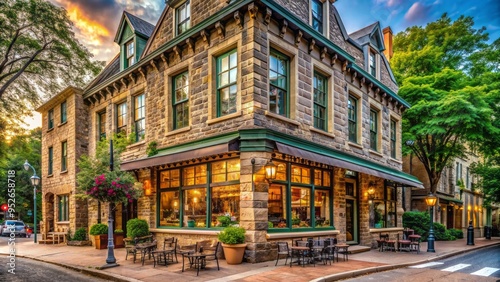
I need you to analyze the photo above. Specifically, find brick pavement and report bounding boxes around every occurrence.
[1,236,498,281]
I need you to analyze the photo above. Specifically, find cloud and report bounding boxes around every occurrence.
[374,0,402,7]
[404,2,432,24]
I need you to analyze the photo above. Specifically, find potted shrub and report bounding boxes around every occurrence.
[126,218,149,239]
[114,229,124,248]
[217,226,247,264]
[89,223,108,249]
[67,227,92,246]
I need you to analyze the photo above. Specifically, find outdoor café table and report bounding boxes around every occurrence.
[289,246,310,267]
[335,244,349,262]
[181,251,207,276]
[135,241,157,265]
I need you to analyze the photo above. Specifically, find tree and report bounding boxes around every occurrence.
[392,14,499,194]
[0,0,103,129]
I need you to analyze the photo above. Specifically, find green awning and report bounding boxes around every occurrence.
[437,195,463,204]
[275,142,423,188]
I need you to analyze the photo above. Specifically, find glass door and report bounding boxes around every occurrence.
[345,181,358,244]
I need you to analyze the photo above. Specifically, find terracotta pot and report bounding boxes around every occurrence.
[221,243,247,264]
[114,233,124,248]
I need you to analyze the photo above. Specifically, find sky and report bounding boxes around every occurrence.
[25,0,500,129]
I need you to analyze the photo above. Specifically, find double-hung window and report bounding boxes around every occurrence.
[134,94,145,141]
[48,147,53,175]
[60,101,67,123]
[313,71,327,131]
[116,102,127,134]
[216,50,237,117]
[269,49,289,116]
[347,96,357,143]
[373,183,397,228]
[370,109,378,151]
[390,119,396,158]
[126,41,135,67]
[58,195,69,221]
[173,72,189,129]
[176,1,191,35]
[61,141,67,171]
[48,109,54,129]
[369,52,376,77]
[311,0,323,33]
[98,111,106,140]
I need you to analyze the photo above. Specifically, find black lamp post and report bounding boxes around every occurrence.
[102,139,118,269]
[425,192,437,252]
[23,160,40,243]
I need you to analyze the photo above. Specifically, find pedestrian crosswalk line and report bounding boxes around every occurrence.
[410,262,444,268]
[471,267,500,277]
[442,264,471,272]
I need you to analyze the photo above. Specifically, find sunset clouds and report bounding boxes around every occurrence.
[49,0,164,62]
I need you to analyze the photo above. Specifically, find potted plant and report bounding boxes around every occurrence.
[114,229,124,248]
[67,227,92,246]
[126,218,149,239]
[217,226,247,264]
[89,223,108,249]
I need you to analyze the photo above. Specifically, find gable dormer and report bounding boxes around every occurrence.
[114,11,155,71]
[349,22,385,79]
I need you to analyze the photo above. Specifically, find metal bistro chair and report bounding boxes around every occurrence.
[377,233,389,252]
[321,239,335,265]
[275,242,292,266]
[152,237,178,267]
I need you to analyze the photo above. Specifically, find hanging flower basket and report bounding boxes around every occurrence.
[86,172,142,203]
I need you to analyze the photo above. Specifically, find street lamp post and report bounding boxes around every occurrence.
[425,192,437,252]
[23,160,40,243]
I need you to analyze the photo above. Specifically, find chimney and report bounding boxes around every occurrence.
[383,26,393,60]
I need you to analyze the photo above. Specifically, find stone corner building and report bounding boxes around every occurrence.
[37,0,423,261]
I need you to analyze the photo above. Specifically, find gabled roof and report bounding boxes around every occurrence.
[141,6,171,59]
[84,54,120,92]
[114,11,155,43]
[349,21,385,52]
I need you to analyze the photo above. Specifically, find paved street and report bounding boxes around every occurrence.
[342,245,500,282]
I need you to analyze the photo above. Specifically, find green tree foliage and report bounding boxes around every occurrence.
[0,128,41,224]
[392,14,499,194]
[0,0,103,132]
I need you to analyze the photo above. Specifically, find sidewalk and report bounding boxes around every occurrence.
[1,236,499,282]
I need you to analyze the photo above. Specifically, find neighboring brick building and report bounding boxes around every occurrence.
[38,0,422,261]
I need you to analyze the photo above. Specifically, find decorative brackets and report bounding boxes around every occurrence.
[264,8,272,25]
[186,38,194,53]
[215,21,225,39]
[120,78,128,89]
[351,71,357,83]
[234,11,243,29]
[160,53,168,67]
[173,45,182,60]
[341,60,348,73]
[295,30,303,46]
[138,67,146,80]
[150,60,159,72]
[308,39,315,54]
[320,47,327,60]
[200,29,210,45]
[280,19,288,38]
[331,54,338,66]
[129,73,136,84]
[248,3,258,19]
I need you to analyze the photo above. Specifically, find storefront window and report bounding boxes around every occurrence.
[212,184,240,226]
[372,183,397,228]
[292,187,311,228]
[212,160,240,182]
[183,164,207,185]
[184,189,207,227]
[292,165,310,184]
[314,190,330,227]
[159,191,180,226]
[268,184,287,228]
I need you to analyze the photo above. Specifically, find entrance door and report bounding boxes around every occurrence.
[121,200,138,237]
[447,206,454,229]
[345,181,358,244]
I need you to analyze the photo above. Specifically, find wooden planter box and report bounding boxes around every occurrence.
[94,234,108,250]
[114,233,124,248]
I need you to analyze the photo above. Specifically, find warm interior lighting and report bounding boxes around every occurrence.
[265,160,277,181]
[143,179,152,196]
[425,193,437,207]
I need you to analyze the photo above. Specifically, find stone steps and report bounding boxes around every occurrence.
[347,245,372,254]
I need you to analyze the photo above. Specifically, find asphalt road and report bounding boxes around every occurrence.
[343,245,500,282]
[0,256,109,282]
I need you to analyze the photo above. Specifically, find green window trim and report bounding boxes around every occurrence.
[313,71,327,131]
[48,147,53,175]
[348,96,357,143]
[373,182,397,229]
[48,109,54,129]
[126,40,135,67]
[369,51,376,77]
[58,195,69,222]
[173,71,189,129]
[390,119,396,158]
[116,102,127,134]
[134,94,145,142]
[311,0,323,33]
[60,101,67,123]
[269,49,289,117]
[61,141,67,171]
[370,109,378,151]
[216,49,238,117]
[98,111,106,141]
[176,0,191,36]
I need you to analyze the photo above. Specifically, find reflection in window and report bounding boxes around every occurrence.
[212,184,240,227]
[176,0,191,35]
[173,72,189,129]
[314,190,330,227]
[269,49,289,116]
[216,49,238,117]
[212,160,240,183]
[348,96,357,142]
[372,184,397,228]
[183,164,207,186]
[160,191,180,226]
[184,189,207,227]
[268,185,287,228]
[274,161,287,181]
[160,169,180,188]
[291,187,310,228]
[117,102,127,133]
[291,165,310,184]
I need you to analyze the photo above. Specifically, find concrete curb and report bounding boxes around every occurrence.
[310,242,500,282]
[0,253,138,282]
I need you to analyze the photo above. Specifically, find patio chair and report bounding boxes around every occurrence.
[275,241,292,266]
[376,233,389,252]
[384,234,397,252]
[321,239,335,265]
[152,237,178,267]
[196,240,220,272]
